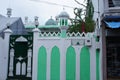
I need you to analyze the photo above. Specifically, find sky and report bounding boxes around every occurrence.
[0,0,85,25]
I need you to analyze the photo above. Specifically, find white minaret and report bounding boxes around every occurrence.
[58,9,69,26]
[24,16,28,25]
[7,8,12,17]
[34,16,39,27]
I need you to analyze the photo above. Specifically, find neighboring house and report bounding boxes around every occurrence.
[92,0,120,80]
[0,14,27,38]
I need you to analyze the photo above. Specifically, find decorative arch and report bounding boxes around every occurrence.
[38,46,47,80]
[50,46,60,80]
[15,36,28,42]
[66,46,76,80]
[80,46,90,80]
[22,62,26,75]
[16,62,21,75]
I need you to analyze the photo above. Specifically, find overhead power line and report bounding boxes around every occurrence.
[30,0,75,9]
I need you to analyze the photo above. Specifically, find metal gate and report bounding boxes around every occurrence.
[7,35,33,80]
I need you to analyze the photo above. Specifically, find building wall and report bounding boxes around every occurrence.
[32,30,101,80]
[0,29,11,80]
[0,28,102,80]
[0,37,5,80]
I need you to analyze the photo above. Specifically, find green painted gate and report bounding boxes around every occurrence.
[7,35,33,80]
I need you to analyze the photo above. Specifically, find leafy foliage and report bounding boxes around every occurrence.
[68,0,95,33]
[85,17,95,32]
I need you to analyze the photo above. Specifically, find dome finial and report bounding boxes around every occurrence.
[63,7,65,11]
[51,16,52,19]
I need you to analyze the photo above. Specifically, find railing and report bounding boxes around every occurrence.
[66,32,94,37]
[39,32,94,37]
[39,32,61,37]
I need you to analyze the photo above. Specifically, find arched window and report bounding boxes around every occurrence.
[22,62,26,75]
[16,62,21,75]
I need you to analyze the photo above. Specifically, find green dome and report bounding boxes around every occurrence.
[45,18,57,25]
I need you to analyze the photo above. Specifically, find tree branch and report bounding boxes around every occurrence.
[74,0,86,7]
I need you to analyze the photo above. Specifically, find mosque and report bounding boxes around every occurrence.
[0,7,101,80]
[24,10,70,33]
[0,0,120,80]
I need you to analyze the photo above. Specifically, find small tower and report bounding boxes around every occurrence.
[58,9,69,26]
[24,16,28,25]
[57,9,70,38]
[34,16,39,28]
[7,8,12,17]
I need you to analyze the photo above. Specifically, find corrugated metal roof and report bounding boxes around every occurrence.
[0,15,20,31]
[0,14,5,18]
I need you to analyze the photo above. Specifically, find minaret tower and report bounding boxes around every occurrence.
[57,8,69,26]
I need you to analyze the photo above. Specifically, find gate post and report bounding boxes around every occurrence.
[32,28,40,80]
[4,28,12,80]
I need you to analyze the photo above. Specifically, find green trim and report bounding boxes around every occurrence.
[51,46,60,80]
[66,46,76,80]
[65,19,68,26]
[25,25,60,29]
[96,49,100,80]
[80,46,90,80]
[38,46,47,80]
[61,30,66,38]
[60,19,62,26]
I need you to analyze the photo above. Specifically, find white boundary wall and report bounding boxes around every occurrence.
[32,28,101,80]
[0,29,12,80]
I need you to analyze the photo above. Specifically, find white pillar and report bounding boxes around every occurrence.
[75,46,81,80]
[27,49,32,77]
[9,48,14,76]
[3,28,12,79]
[90,38,96,80]
[32,28,40,80]
[46,47,51,80]
[60,39,66,80]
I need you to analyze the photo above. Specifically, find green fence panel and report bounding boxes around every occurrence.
[51,46,60,80]
[66,46,76,80]
[38,46,47,80]
[80,46,90,80]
